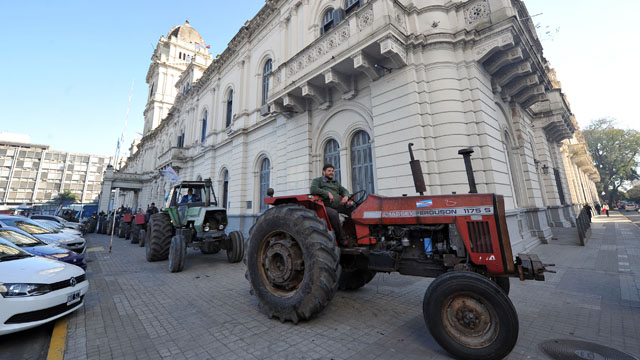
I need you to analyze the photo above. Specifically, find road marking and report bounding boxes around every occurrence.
[47,317,68,360]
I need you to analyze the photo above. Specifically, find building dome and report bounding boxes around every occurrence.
[167,20,205,44]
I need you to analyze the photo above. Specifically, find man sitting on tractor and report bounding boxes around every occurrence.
[180,188,201,203]
[310,164,353,240]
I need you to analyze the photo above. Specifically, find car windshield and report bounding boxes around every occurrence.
[0,218,52,235]
[0,229,44,247]
[32,220,61,233]
[0,241,32,261]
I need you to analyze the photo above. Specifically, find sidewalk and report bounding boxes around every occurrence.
[61,213,640,360]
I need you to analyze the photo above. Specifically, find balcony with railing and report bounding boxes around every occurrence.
[266,0,407,114]
[157,147,187,170]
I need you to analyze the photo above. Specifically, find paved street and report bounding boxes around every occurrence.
[4,212,639,360]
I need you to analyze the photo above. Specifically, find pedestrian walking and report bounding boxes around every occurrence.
[603,202,610,217]
[594,202,601,215]
[584,203,592,221]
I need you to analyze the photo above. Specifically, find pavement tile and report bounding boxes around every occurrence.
[62,212,640,359]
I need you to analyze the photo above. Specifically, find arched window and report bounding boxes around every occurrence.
[321,8,335,34]
[323,139,341,183]
[226,90,233,127]
[345,0,361,15]
[262,59,272,105]
[222,169,229,209]
[503,131,523,207]
[259,158,271,212]
[350,131,374,194]
[201,110,207,143]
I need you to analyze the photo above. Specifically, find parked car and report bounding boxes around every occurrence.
[0,228,86,270]
[31,219,83,237]
[30,215,82,231]
[0,216,86,255]
[0,238,89,335]
[625,203,638,212]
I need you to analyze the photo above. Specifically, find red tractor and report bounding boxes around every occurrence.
[131,214,147,246]
[245,144,552,360]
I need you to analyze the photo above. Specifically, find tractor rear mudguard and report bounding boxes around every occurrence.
[265,195,334,232]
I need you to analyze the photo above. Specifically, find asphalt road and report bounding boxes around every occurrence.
[0,322,53,360]
[620,209,640,227]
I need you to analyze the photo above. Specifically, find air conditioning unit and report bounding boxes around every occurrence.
[260,104,272,116]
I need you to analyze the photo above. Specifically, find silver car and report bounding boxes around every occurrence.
[0,216,86,255]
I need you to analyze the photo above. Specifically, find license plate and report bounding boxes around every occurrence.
[67,290,81,306]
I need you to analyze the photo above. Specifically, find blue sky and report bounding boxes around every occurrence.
[1,0,638,157]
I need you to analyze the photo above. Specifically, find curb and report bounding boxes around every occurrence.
[46,317,68,360]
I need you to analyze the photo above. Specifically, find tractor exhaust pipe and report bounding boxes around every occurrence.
[408,143,427,195]
[458,148,478,194]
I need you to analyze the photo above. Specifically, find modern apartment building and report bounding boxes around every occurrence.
[0,138,112,208]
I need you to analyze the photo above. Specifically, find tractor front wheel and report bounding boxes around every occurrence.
[490,276,510,295]
[131,224,139,244]
[169,235,186,273]
[139,229,146,247]
[423,271,519,360]
[145,213,172,262]
[246,204,341,323]
[226,231,244,263]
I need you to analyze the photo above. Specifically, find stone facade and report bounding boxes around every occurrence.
[100,0,599,254]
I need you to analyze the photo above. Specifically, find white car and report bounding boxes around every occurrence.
[0,238,89,335]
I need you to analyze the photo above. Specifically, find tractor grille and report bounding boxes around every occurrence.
[467,221,493,253]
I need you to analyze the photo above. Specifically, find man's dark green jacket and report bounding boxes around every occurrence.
[310,176,349,209]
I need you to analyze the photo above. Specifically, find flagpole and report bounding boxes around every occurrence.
[116,80,135,171]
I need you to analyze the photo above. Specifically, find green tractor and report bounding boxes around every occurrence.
[144,179,244,272]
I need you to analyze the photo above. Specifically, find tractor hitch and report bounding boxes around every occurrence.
[515,253,555,281]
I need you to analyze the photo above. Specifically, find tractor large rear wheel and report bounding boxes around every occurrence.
[246,204,341,323]
[423,271,519,360]
[145,213,172,262]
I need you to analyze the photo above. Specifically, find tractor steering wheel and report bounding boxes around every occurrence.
[347,190,368,207]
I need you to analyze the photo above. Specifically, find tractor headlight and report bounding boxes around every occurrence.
[204,223,210,232]
[0,283,52,297]
[218,224,224,230]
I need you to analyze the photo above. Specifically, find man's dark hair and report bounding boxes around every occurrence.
[322,164,335,171]
[151,203,155,206]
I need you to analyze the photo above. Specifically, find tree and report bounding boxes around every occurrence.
[52,190,78,205]
[627,185,640,202]
[583,118,640,205]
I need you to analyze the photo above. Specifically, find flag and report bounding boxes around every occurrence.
[195,42,210,50]
[160,166,179,184]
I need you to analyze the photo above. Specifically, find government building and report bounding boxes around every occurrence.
[0,134,112,209]
[100,0,600,253]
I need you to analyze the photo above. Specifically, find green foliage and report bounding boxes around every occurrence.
[52,190,78,205]
[583,118,640,204]
[627,185,640,202]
